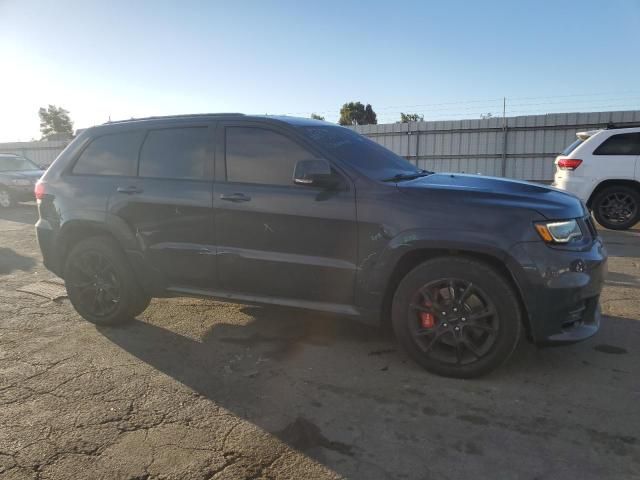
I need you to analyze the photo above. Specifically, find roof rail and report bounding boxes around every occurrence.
[104,113,245,125]
[605,122,640,130]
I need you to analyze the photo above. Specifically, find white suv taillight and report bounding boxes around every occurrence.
[557,158,583,170]
[34,180,45,201]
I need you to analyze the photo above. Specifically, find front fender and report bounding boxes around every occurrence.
[364,227,514,295]
[356,227,535,332]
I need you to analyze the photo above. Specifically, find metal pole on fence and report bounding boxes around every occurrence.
[414,122,420,167]
[501,97,508,177]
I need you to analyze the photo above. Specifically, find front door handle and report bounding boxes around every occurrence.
[220,193,251,202]
[116,185,143,194]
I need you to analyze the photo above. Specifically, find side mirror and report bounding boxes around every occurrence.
[293,159,337,187]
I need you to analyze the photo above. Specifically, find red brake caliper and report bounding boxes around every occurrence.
[420,299,435,329]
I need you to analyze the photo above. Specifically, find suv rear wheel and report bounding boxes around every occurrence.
[64,236,151,325]
[392,257,521,378]
[592,185,640,230]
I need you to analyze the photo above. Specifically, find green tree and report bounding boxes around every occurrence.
[364,104,377,125]
[310,113,325,121]
[338,102,377,126]
[399,112,424,123]
[38,105,74,139]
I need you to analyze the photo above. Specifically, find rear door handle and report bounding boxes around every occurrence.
[220,193,251,202]
[116,185,143,194]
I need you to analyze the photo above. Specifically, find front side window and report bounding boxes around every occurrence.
[301,125,420,181]
[225,127,317,185]
[73,131,144,176]
[139,127,209,179]
[593,133,640,156]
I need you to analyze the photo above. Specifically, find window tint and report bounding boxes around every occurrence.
[73,131,143,176]
[139,127,209,179]
[225,127,317,185]
[562,138,584,156]
[302,126,420,180]
[593,133,640,156]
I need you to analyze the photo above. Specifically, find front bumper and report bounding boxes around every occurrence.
[508,237,607,344]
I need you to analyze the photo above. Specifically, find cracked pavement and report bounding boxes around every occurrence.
[0,206,639,479]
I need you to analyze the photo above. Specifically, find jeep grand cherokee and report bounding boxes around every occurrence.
[35,114,607,378]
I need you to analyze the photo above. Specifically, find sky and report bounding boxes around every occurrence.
[1,0,640,142]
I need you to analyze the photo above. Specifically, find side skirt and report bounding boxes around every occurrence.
[166,286,362,317]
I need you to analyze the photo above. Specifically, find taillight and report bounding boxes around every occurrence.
[557,158,583,170]
[34,181,45,200]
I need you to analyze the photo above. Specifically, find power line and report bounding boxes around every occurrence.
[281,90,640,119]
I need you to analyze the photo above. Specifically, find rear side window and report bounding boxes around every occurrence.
[593,133,640,156]
[561,138,584,156]
[73,131,143,176]
[225,127,317,185]
[139,127,209,179]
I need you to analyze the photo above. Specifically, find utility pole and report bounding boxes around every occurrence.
[501,97,508,177]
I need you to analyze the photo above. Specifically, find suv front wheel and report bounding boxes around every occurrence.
[592,185,640,230]
[64,236,151,325]
[392,257,521,378]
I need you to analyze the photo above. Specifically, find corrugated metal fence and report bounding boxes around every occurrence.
[355,110,640,181]
[0,140,69,167]
[2,110,640,180]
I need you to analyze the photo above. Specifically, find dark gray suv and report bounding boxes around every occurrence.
[35,114,607,377]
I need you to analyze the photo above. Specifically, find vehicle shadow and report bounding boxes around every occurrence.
[0,204,38,225]
[0,246,37,274]
[97,307,640,478]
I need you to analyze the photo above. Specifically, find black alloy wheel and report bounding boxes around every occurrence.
[67,251,122,318]
[408,279,498,366]
[392,257,521,378]
[64,236,150,325]
[594,189,639,230]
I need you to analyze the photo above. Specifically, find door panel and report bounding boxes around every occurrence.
[213,122,358,305]
[215,182,357,303]
[107,123,216,289]
[109,178,214,288]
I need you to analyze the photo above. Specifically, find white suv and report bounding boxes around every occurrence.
[553,126,640,230]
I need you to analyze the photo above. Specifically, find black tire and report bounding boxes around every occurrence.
[592,185,640,230]
[63,236,151,325]
[391,257,521,378]
[131,294,152,318]
[0,188,15,208]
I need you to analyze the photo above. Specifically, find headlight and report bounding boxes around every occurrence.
[10,179,31,186]
[535,219,583,243]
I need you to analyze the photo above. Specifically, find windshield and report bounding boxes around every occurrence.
[301,126,421,180]
[0,155,39,172]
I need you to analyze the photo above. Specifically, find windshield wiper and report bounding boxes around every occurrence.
[382,170,434,182]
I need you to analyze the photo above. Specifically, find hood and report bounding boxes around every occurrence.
[398,173,585,220]
[0,169,44,181]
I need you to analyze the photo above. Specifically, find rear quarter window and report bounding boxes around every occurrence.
[593,133,640,156]
[72,131,144,176]
[561,138,584,156]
